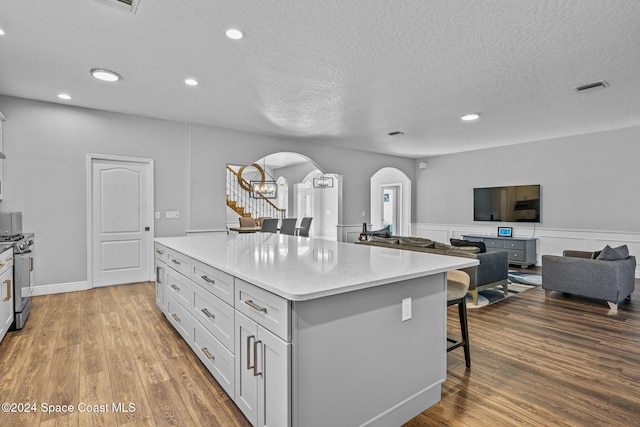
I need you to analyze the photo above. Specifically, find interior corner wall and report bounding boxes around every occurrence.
[414,125,640,233]
[0,95,189,288]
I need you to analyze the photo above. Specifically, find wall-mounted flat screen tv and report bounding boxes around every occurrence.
[473,185,541,222]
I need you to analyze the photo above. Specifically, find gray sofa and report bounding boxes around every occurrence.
[356,236,509,305]
[542,247,636,310]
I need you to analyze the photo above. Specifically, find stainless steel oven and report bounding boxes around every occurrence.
[0,233,34,330]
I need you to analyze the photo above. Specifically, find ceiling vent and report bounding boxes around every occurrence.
[575,80,609,93]
[94,0,140,14]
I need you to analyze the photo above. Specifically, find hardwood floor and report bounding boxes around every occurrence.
[1,280,639,426]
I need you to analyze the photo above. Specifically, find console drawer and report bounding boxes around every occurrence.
[508,250,526,262]
[235,278,290,341]
[166,268,192,308]
[483,238,503,249]
[193,283,235,351]
[503,240,525,250]
[191,259,234,306]
[193,320,235,398]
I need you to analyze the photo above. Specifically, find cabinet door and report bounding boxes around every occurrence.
[0,267,14,341]
[235,311,259,425]
[155,260,167,313]
[257,325,291,427]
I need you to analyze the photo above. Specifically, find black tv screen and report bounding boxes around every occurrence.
[474,185,541,222]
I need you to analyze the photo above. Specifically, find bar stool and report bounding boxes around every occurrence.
[447,269,471,368]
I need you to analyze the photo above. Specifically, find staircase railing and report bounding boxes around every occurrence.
[226,166,286,219]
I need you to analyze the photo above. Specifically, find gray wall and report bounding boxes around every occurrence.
[415,126,640,232]
[0,95,415,288]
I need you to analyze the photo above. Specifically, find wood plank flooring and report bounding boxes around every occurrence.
[1,280,639,426]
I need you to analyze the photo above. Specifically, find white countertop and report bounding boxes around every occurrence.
[155,233,478,301]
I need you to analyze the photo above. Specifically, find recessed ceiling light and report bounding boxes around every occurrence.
[225,28,244,40]
[57,93,72,100]
[184,78,198,86]
[461,113,480,121]
[90,68,121,82]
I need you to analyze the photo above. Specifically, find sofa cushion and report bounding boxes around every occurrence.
[435,242,480,253]
[369,236,399,244]
[369,226,392,238]
[399,237,435,248]
[596,245,629,261]
[450,238,487,253]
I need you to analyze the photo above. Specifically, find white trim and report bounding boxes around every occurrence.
[31,281,90,296]
[86,154,155,289]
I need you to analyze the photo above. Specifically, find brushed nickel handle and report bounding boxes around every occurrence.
[3,279,10,301]
[170,284,180,291]
[171,259,181,265]
[171,313,181,322]
[156,250,165,255]
[0,263,4,268]
[247,335,255,371]
[30,257,34,272]
[201,347,214,360]
[201,308,215,318]
[244,300,266,313]
[201,275,215,284]
[253,339,263,377]
[156,266,161,283]
[7,257,14,261]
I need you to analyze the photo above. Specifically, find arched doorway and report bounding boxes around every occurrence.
[370,168,412,237]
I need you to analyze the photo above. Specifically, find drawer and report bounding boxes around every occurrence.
[483,238,503,249]
[192,320,235,398]
[235,279,290,341]
[167,296,192,344]
[166,268,192,308]
[503,240,525,250]
[192,283,235,351]
[508,250,525,262]
[166,248,192,277]
[154,243,169,263]
[191,259,234,306]
[0,247,14,276]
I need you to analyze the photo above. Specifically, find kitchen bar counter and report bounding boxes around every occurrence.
[155,233,478,301]
[155,233,478,427]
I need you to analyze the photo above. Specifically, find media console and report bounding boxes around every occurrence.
[462,234,537,267]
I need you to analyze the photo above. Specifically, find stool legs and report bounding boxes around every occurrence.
[447,297,471,368]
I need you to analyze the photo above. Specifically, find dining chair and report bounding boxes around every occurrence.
[261,218,279,233]
[298,217,313,237]
[239,216,256,227]
[279,218,297,236]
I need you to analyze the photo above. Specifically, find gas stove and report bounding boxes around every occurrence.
[0,233,34,254]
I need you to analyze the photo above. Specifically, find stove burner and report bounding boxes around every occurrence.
[0,234,24,242]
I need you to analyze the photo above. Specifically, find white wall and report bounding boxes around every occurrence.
[415,126,640,232]
[0,95,415,292]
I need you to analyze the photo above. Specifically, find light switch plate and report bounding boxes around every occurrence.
[402,298,412,321]
[165,210,180,219]
[155,211,161,219]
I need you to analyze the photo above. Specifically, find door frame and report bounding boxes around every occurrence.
[380,183,402,236]
[86,154,155,289]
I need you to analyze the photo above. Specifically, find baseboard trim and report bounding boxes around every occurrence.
[31,281,91,296]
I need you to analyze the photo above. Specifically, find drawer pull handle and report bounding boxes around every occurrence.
[170,284,181,291]
[3,279,10,301]
[247,335,255,371]
[171,259,181,265]
[156,250,165,255]
[201,308,215,318]
[253,339,263,377]
[201,347,215,360]
[201,275,215,284]
[245,300,267,313]
[171,313,181,322]
[0,263,4,268]
[7,257,14,261]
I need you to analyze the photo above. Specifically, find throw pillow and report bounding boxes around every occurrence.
[595,245,628,261]
[450,238,487,253]
[399,238,435,248]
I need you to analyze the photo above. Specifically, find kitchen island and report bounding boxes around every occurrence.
[154,233,478,427]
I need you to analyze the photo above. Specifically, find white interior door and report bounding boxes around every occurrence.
[90,157,152,287]
[382,186,399,235]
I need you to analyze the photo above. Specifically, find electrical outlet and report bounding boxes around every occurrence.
[155,211,161,219]
[165,210,180,219]
[402,298,412,321]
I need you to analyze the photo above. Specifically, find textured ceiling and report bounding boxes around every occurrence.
[1,0,640,158]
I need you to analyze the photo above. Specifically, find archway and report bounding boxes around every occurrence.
[370,168,412,237]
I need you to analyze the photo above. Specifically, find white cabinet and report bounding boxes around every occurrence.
[0,112,5,200]
[0,247,15,342]
[235,311,290,427]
